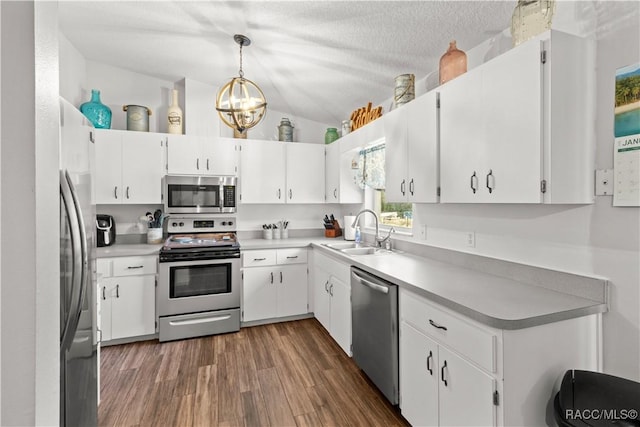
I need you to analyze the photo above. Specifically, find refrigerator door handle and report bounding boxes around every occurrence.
[60,170,89,353]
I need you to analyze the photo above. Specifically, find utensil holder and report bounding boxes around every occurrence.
[147,228,163,244]
[281,229,289,239]
[273,228,281,239]
[263,229,273,240]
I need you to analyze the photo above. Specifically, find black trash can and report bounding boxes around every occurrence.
[554,370,640,426]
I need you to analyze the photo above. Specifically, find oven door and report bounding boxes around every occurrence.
[158,257,240,317]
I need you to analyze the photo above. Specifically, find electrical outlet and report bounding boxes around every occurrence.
[420,225,427,240]
[595,169,613,196]
[466,232,475,248]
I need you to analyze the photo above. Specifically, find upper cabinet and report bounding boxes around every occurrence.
[439,30,594,204]
[94,129,164,204]
[239,140,325,204]
[325,142,363,204]
[385,91,439,203]
[166,135,237,176]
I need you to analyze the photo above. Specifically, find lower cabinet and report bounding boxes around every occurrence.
[241,248,309,322]
[312,250,352,356]
[97,256,157,343]
[399,288,600,427]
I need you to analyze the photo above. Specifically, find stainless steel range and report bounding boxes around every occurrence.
[157,215,240,342]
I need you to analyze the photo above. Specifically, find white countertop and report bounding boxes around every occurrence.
[96,243,163,258]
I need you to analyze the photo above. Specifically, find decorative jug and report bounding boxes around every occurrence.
[80,89,112,129]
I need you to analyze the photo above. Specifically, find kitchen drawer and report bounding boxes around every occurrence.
[112,256,157,277]
[243,250,277,267]
[277,248,307,265]
[97,259,112,278]
[400,290,497,373]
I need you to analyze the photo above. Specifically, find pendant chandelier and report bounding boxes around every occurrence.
[215,34,267,135]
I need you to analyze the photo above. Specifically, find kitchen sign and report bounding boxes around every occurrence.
[350,102,383,131]
[613,62,640,207]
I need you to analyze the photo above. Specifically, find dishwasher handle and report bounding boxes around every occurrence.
[351,272,389,294]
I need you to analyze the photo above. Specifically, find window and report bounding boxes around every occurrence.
[358,144,413,231]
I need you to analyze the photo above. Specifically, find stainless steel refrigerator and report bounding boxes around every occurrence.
[59,98,97,426]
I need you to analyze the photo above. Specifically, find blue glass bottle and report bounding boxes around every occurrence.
[80,89,112,129]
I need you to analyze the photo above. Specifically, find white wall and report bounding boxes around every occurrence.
[376,2,640,380]
[1,2,59,425]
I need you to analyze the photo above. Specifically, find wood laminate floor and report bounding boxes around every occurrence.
[99,318,409,427]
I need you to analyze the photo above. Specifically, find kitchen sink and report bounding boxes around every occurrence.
[322,242,359,250]
[341,247,377,255]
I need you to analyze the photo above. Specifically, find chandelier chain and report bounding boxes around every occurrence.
[238,42,244,79]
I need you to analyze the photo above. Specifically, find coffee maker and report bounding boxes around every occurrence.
[96,214,116,247]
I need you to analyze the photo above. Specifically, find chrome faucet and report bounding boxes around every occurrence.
[352,209,395,248]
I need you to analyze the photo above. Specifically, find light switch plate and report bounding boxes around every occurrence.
[595,169,614,196]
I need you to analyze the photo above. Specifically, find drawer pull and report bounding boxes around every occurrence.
[441,361,448,386]
[169,315,231,326]
[429,319,447,331]
[127,265,144,269]
[426,350,433,375]
[286,256,298,259]
[116,284,120,298]
[253,258,267,261]
[270,272,274,284]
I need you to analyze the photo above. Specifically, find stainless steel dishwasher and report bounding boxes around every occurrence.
[351,266,399,405]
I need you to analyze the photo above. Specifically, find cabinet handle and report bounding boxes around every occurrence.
[102,286,106,300]
[401,179,406,196]
[126,186,130,199]
[286,256,298,259]
[333,188,337,199]
[253,258,266,261]
[470,171,478,194]
[280,271,283,283]
[409,178,414,196]
[270,272,273,284]
[429,319,448,331]
[206,159,210,170]
[324,280,329,293]
[278,189,281,199]
[114,186,118,199]
[441,361,448,387]
[289,189,293,199]
[486,169,494,194]
[116,284,120,298]
[127,265,144,269]
[426,350,433,375]
[329,283,334,296]
[196,158,200,170]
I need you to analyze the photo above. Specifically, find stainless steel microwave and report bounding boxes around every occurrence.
[163,175,237,214]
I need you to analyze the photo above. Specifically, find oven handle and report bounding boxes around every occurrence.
[169,315,231,326]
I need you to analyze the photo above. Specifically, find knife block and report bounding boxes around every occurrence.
[325,220,343,238]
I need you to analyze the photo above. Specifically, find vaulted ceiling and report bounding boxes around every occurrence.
[59,1,516,126]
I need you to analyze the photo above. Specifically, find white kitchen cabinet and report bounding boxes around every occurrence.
[312,250,352,356]
[440,30,594,204]
[94,129,164,204]
[241,249,309,322]
[239,140,325,204]
[399,288,599,427]
[385,91,439,203]
[167,135,237,176]
[239,140,286,203]
[286,143,325,203]
[325,142,363,203]
[97,257,156,343]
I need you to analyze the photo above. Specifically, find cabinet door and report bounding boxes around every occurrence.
[339,149,363,203]
[110,275,156,340]
[439,69,485,203]
[242,267,277,321]
[121,132,163,204]
[407,91,439,203]
[277,264,308,317]
[239,141,285,203]
[481,40,543,203]
[438,346,496,427]
[313,265,331,332]
[325,143,340,202]
[384,106,408,203]
[286,143,325,203]
[94,130,123,204]
[329,276,351,356]
[400,322,439,427]
[205,138,238,176]
[167,134,199,175]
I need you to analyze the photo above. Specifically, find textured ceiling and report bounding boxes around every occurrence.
[59,1,516,126]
